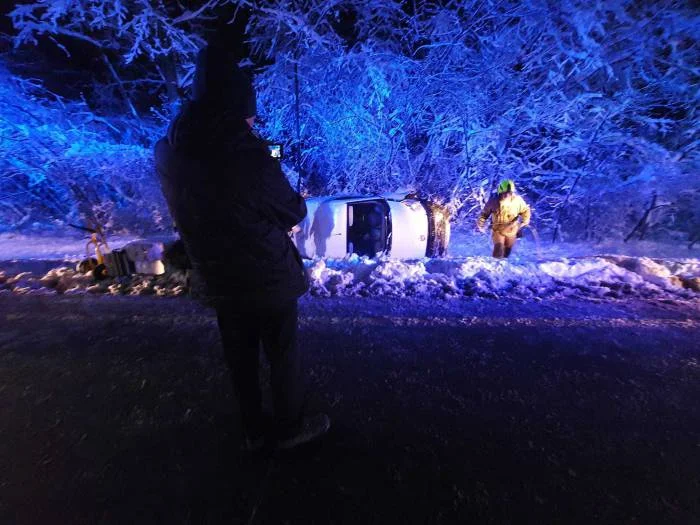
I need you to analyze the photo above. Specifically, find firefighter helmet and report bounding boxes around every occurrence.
[497,179,515,194]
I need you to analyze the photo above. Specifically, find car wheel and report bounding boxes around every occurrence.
[93,263,109,281]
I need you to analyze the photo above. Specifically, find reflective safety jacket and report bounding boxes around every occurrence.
[477,194,531,236]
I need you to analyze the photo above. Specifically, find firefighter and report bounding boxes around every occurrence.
[477,179,531,258]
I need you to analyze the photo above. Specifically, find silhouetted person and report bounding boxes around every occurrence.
[155,43,329,452]
[478,179,531,258]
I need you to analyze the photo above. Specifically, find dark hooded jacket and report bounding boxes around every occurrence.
[154,47,308,307]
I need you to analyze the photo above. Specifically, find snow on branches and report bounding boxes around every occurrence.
[10,0,212,61]
[5,0,698,240]
[246,0,698,240]
[9,0,222,115]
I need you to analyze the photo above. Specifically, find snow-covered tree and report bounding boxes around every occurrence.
[244,0,698,240]
[4,0,698,241]
[0,62,168,231]
[9,0,230,128]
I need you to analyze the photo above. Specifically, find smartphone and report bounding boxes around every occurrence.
[268,144,283,160]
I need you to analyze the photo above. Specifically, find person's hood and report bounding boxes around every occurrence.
[165,44,258,155]
[191,45,256,119]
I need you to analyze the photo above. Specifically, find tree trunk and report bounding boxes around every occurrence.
[294,57,304,193]
[624,192,659,242]
[583,198,592,241]
[101,54,140,121]
[157,56,180,107]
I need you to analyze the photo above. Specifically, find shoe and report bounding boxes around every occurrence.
[275,414,331,451]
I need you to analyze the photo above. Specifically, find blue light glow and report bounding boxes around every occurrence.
[1,1,697,242]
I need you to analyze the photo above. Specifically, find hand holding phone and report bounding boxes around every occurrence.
[268,144,283,160]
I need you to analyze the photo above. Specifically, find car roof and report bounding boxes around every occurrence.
[307,195,383,205]
[307,192,418,205]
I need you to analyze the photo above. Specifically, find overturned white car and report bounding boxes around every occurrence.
[292,192,450,259]
[91,193,451,279]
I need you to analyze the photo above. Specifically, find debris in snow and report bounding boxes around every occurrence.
[0,267,188,298]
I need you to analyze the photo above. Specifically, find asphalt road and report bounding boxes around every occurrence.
[1,294,699,524]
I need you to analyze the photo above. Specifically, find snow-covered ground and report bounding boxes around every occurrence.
[0,229,698,304]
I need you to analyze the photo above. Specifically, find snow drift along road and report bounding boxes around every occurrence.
[1,254,698,305]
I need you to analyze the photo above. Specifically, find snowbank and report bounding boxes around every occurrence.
[1,254,697,305]
[1,229,698,303]
[304,254,699,303]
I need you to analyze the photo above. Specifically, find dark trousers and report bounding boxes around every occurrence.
[215,299,304,438]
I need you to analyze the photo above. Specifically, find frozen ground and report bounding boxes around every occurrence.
[1,228,699,305]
